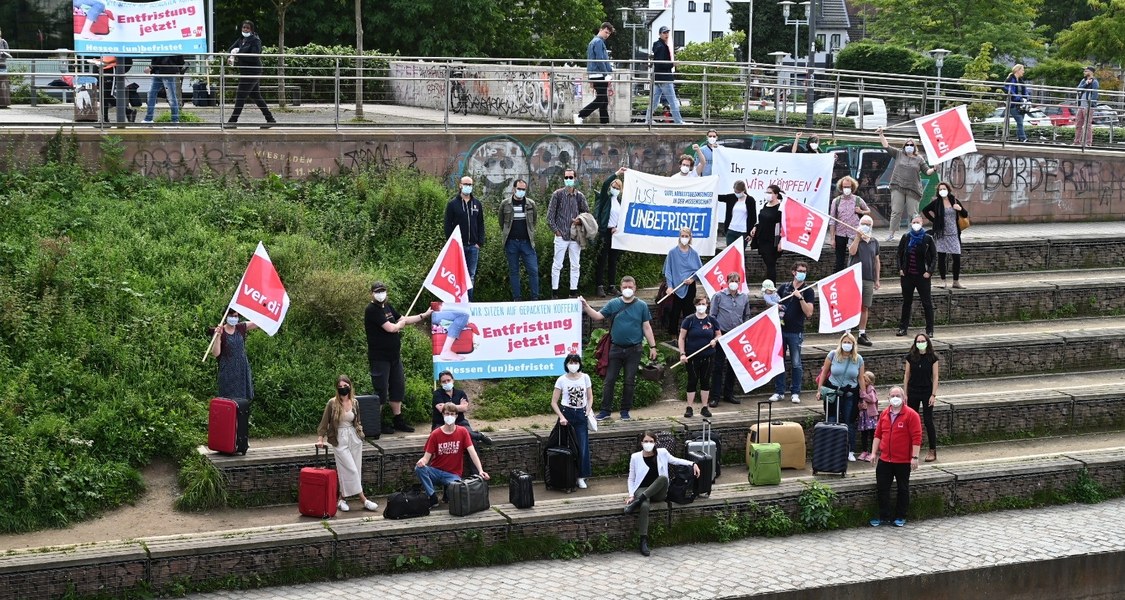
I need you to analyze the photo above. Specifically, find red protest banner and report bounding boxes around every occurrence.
[696,237,747,297]
[718,306,785,393]
[228,242,290,336]
[916,104,977,164]
[424,225,473,303]
[816,263,863,333]
[779,196,829,261]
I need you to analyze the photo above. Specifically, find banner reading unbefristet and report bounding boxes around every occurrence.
[616,170,720,256]
[431,300,582,380]
[74,0,207,56]
[712,146,835,215]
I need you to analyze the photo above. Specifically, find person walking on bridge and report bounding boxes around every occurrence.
[576,22,615,125]
[647,26,683,125]
[1073,66,1100,147]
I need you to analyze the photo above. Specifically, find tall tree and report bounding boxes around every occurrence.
[1038,0,1096,40]
[727,0,790,64]
[1055,0,1125,67]
[867,0,1045,60]
[267,0,301,109]
[493,0,606,59]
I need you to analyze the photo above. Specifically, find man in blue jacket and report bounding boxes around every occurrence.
[444,176,485,299]
[648,26,683,125]
[576,22,615,125]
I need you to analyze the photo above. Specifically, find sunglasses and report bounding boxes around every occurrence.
[564,177,575,181]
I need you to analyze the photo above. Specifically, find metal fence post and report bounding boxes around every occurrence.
[702,67,709,124]
[548,67,555,133]
[857,78,865,130]
[334,58,340,131]
[29,58,37,107]
[742,62,751,132]
[830,71,839,136]
[443,65,451,132]
[219,56,226,127]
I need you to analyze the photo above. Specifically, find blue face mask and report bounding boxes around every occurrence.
[515,189,526,199]
[564,178,575,188]
[461,185,473,195]
[795,272,807,283]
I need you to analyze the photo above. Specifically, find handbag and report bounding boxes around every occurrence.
[957,214,971,230]
[594,329,612,378]
[586,410,599,432]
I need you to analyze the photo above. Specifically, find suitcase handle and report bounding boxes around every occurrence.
[701,418,711,444]
[756,401,773,443]
[314,443,331,467]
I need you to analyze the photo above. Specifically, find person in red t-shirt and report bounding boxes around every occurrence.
[868,385,922,527]
[415,402,490,506]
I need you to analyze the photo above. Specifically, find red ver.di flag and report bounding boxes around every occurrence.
[228,242,290,336]
[778,196,829,261]
[916,105,977,165]
[696,237,747,297]
[816,263,863,333]
[718,306,785,393]
[425,225,473,303]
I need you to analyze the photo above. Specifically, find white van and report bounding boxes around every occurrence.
[812,97,887,130]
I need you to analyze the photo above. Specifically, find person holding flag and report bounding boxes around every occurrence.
[662,227,703,339]
[848,215,881,347]
[210,309,258,402]
[770,262,815,404]
[678,296,721,417]
[708,271,753,407]
[749,185,784,282]
[366,282,432,434]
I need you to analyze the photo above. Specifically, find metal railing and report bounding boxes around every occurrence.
[1,48,1122,149]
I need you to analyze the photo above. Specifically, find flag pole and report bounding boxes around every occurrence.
[404,284,426,318]
[201,314,225,362]
[670,340,718,369]
[657,281,687,305]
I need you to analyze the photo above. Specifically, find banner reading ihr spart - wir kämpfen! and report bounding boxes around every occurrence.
[73,0,207,56]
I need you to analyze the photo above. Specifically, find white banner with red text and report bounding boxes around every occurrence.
[718,306,786,393]
[615,170,720,256]
[74,0,208,56]
[227,242,290,336]
[712,146,835,215]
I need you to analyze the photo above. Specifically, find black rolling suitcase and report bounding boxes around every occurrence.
[687,450,713,497]
[508,470,535,508]
[355,394,382,439]
[543,422,580,492]
[812,392,850,476]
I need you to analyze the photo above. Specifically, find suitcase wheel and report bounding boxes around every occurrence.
[812,470,817,475]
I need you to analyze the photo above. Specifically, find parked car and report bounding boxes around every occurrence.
[1043,103,1120,127]
[981,106,1052,127]
[810,97,888,130]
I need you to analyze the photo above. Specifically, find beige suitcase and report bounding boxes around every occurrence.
[748,421,806,469]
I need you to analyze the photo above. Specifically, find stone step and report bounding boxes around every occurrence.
[7,445,1125,600]
[205,369,1125,507]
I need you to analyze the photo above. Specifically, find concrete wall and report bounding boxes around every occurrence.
[2,130,1124,223]
[389,61,632,124]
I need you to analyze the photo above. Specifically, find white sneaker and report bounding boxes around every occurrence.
[337,499,350,512]
[791,394,801,404]
[848,452,857,462]
[577,478,588,489]
[573,115,583,124]
[363,499,379,511]
[768,393,782,402]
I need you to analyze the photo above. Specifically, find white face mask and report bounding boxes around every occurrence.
[808,142,819,150]
[642,442,656,452]
[373,292,387,303]
[680,165,691,175]
[841,343,854,352]
[842,187,852,196]
[443,415,457,426]
[735,191,745,199]
[621,288,635,299]
[938,189,949,198]
[889,396,904,408]
[859,224,872,236]
[610,188,620,198]
[728,282,740,292]
[707,136,718,145]
[911,223,923,232]
[441,382,454,391]
[567,363,580,373]
[241,31,252,38]
[695,305,707,315]
[904,145,916,154]
[226,316,239,326]
[679,236,691,246]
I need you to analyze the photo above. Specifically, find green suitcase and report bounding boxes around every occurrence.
[749,402,782,486]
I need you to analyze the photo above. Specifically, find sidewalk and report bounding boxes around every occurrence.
[183,497,1125,599]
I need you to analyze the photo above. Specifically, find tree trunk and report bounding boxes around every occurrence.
[355,0,364,119]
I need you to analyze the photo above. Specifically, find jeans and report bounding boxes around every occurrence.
[560,406,591,477]
[875,460,911,521]
[825,387,859,452]
[899,274,934,332]
[504,239,539,300]
[601,343,643,413]
[414,465,462,498]
[1007,105,1026,141]
[75,0,105,23]
[648,82,683,124]
[433,308,470,339]
[144,76,180,122]
[552,236,581,291]
[634,475,669,536]
[773,332,804,395]
[464,244,480,282]
[578,80,610,124]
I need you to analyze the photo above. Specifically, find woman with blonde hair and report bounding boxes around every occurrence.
[828,175,870,272]
[1004,64,1030,143]
[661,226,702,337]
[814,332,866,462]
[316,374,378,512]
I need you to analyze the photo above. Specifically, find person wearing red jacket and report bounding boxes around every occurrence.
[867,385,922,527]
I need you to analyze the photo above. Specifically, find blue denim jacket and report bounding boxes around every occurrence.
[586,36,612,75]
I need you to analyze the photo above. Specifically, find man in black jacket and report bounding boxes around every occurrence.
[444,176,485,300]
[143,55,185,123]
[647,26,683,125]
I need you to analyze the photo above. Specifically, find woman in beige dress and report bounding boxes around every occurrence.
[316,374,378,512]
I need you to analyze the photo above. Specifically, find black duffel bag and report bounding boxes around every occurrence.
[383,485,431,519]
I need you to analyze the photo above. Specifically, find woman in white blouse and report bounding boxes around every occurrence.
[624,431,699,556]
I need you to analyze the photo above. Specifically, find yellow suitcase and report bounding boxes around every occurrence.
[747,421,806,470]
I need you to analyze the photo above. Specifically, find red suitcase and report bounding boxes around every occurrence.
[207,397,250,455]
[299,445,338,518]
[430,322,479,355]
[73,9,113,35]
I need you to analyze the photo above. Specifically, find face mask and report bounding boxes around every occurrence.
[842,187,852,196]
[911,223,923,232]
[461,185,473,195]
[610,188,620,198]
[337,386,351,397]
[859,224,872,236]
[515,189,526,199]
[889,396,903,408]
[767,193,777,201]
[707,136,718,145]
[841,343,854,352]
[241,31,252,38]
[564,178,575,188]
[695,305,707,315]
[441,382,454,392]
[679,236,691,246]
[621,288,635,299]
[373,292,387,303]
[735,192,745,199]
[567,363,580,373]
[938,189,949,198]
[226,316,239,326]
[642,442,656,452]
[904,145,916,154]
[916,341,928,352]
[795,272,807,283]
[680,165,691,174]
[443,415,457,426]
[808,142,819,150]
[728,282,740,292]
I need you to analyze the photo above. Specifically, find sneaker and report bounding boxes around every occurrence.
[926,330,934,338]
[848,452,857,462]
[895,328,907,336]
[952,281,965,289]
[700,406,712,418]
[893,519,907,527]
[337,499,350,512]
[790,394,801,404]
[857,333,872,347]
[619,411,632,421]
[577,478,588,489]
[885,233,895,242]
[573,115,583,124]
[858,452,870,461]
[363,499,379,511]
[684,406,693,418]
[869,518,883,527]
[595,410,612,421]
[768,393,782,402]
[596,285,606,297]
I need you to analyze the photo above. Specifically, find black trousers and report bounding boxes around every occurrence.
[834,235,850,272]
[938,253,961,280]
[230,76,274,121]
[578,80,610,124]
[711,352,737,402]
[906,392,938,449]
[899,274,934,331]
[758,244,779,282]
[595,241,622,288]
[876,460,911,521]
[669,283,697,336]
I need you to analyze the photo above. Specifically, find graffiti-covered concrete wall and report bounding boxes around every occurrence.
[389,61,632,124]
[1,130,1122,224]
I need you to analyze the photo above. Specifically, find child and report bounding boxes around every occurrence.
[762,279,785,325]
[856,371,879,461]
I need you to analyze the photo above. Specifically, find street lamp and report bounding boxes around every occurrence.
[929,48,950,114]
[728,0,754,64]
[770,50,788,124]
[779,1,810,63]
